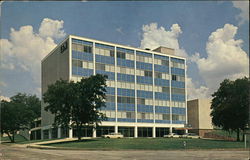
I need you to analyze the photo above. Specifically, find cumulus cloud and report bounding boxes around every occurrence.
[1,18,66,95]
[194,23,249,93]
[186,77,209,100]
[140,23,187,58]
[232,1,249,26]
[39,18,66,39]
[140,22,206,99]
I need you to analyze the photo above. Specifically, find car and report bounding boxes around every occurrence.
[163,133,180,138]
[103,132,124,138]
[180,133,200,139]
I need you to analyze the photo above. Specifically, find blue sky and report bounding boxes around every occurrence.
[0,1,249,100]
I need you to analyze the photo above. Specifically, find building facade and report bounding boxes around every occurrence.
[41,35,187,139]
[187,99,213,137]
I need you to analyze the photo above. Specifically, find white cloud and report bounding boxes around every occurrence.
[194,23,249,93]
[140,23,187,58]
[186,77,209,100]
[1,18,66,96]
[39,18,66,39]
[232,1,249,26]
[140,22,206,99]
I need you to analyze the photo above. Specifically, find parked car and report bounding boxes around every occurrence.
[163,133,180,138]
[180,133,200,139]
[103,132,124,138]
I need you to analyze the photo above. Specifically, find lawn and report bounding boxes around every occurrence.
[44,138,245,150]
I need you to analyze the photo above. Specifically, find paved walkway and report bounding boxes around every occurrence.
[0,144,249,160]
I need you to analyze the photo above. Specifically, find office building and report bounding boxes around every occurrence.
[41,35,187,139]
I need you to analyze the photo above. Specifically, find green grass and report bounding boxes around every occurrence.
[1,134,28,143]
[44,138,245,150]
[1,134,62,144]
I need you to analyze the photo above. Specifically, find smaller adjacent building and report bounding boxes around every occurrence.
[187,99,213,137]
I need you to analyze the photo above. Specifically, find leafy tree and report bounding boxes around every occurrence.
[0,93,41,142]
[211,77,249,141]
[43,74,107,141]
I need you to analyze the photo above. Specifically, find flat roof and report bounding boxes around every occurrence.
[42,34,186,62]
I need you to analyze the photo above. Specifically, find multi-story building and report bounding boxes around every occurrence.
[41,35,187,139]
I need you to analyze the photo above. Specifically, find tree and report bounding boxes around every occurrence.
[43,74,107,141]
[0,93,41,142]
[211,77,249,141]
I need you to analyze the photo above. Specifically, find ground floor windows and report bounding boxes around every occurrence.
[156,128,169,137]
[118,127,134,137]
[138,127,152,137]
[30,130,41,140]
[96,126,114,137]
[43,129,49,139]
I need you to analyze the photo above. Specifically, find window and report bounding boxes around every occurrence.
[162,60,169,66]
[172,88,185,95]
[163,114,170,120]
[95,63,105,70]
[83,45,92,53]
[172,75,177,81]
[141,113,146,119]
[137,98,145,105]
[162,87,170,93]
[126,112,135,119]
[155,72,162,79]
[72,59,82,67]
[144,71,152,77]
[106,95,115,102]
[117,51,126,59]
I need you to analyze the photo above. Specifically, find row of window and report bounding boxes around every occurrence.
[154,59,169,66]
[117,66,134,75]
[117,51,135,61]
[95,63,115,72]
[101,110,185,121]
[137,98,154,106]
[136,55,153,63]
[155,114,170,120]
[171,61,185,69]
[172,75,185,82]
[136,84,153,91]
[72,43,93,53]
[95,47,114,57]
[107,95,185,108]
[154,86,169,93]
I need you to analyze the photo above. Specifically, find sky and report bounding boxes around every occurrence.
[0,1,249,101]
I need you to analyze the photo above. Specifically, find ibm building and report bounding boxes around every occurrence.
[41,35,187,139]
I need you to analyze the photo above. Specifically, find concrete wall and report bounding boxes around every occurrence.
[198,99,213,130]
[187,99,213,131]
[187,99,199,129]
[41,38,70,127]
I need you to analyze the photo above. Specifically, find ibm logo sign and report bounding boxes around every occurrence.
[60,42,68,53]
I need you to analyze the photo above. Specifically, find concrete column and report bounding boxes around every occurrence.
[169,127,173,133]
[48,129,52,139]
[115,125,118,133]
[134,126,138,138]
[57,127,61,138]
[69,127,73,138]
[92,128,96,138]
[41,130,44,140]
[153,126,156,138]
[185,129,188,134]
